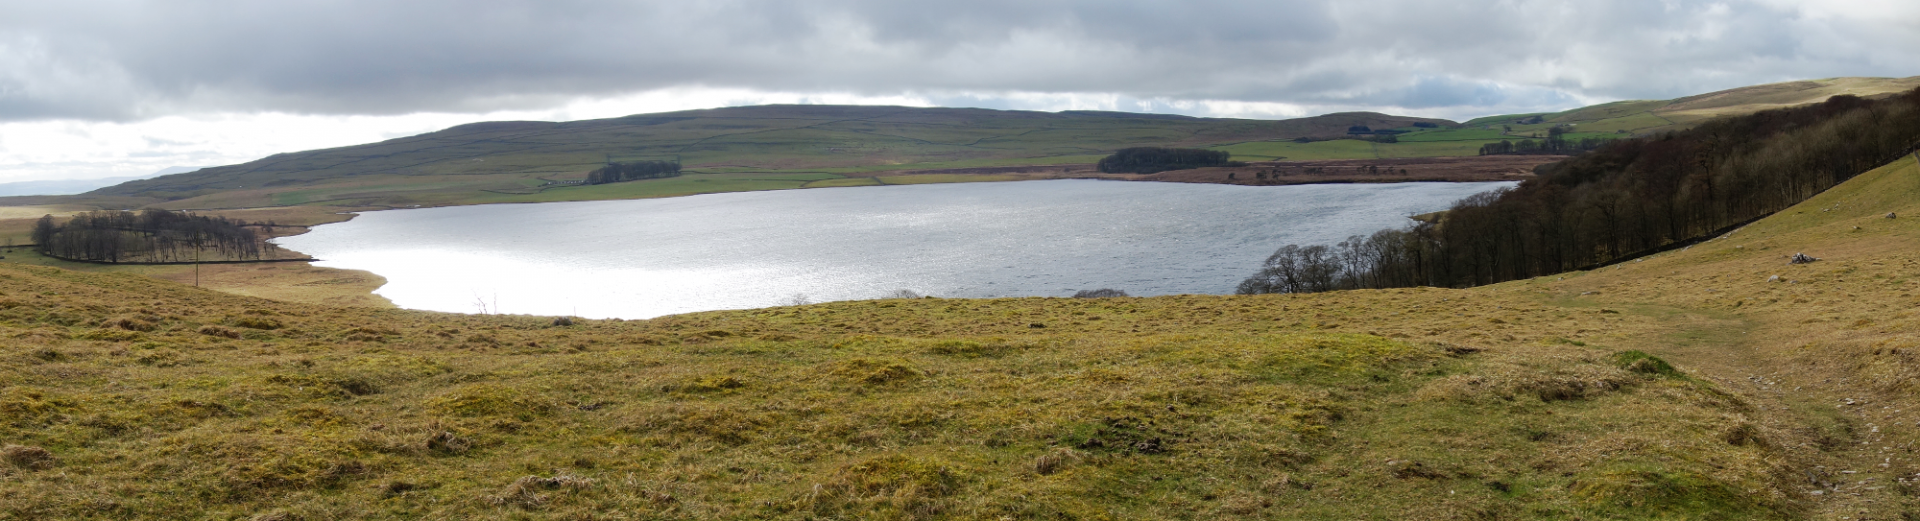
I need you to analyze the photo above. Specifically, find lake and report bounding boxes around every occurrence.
[275,179,1512,318]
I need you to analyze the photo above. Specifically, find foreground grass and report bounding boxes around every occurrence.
[2,261,1803,519]
[7,152,1920,520]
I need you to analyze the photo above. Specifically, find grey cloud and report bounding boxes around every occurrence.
[0,0,1915,122]
[142,136,194,147]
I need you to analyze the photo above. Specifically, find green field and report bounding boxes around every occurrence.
[1208,140,1381,160]
[1393,128,1515,142]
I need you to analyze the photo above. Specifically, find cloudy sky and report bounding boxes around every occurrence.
[1,0,1917,183]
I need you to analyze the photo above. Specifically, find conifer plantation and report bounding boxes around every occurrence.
[1242,87,1920,294]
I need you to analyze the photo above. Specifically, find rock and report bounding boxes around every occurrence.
[1889,212,1898,219]
[1768,275,1781,282]
[1790,253,1819,265]
[551,316,574,327]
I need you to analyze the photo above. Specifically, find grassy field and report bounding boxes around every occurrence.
[0,262,1797,520]
[0,248,391,308]
[1207,140,1382,161]
[1392,128,1515,142]
[5,155,1920,518]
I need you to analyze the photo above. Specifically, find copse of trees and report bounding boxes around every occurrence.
[34,209,264,263]
[1096,147,1240,174]
[1479,127,1613,155]
[1242,88,1920,295]
[584,160,681,185]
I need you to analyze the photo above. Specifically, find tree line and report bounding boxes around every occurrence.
[1242,88,1920,294]
[32,210,265,263]
[1097,147,1241,174]
[1478,127,1612,155]
[584,160,681,185]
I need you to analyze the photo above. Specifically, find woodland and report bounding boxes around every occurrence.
[31,210,266,263]
[1242,88,1920,294]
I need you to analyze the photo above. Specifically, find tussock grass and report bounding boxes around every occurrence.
[0,262,1798,519]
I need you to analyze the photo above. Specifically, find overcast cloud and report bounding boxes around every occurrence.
[1,0,1917,183]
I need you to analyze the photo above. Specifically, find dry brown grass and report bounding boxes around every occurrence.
[0,260,1802,519]
[0,248,391,308]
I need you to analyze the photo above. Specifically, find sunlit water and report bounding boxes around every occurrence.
[275,179,1511,318]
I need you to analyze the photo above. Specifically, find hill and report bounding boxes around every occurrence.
[6,151,1920,518]
[3,77,1892,214]
[1462,76,1920,137]
[76,107,1454,210]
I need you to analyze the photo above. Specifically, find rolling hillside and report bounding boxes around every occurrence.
[80,107,1452,209]
[1462,76,1920,137]
[4,152,1920,519]
[8,76,1904,213]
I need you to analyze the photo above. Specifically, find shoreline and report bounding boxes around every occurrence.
[267,179,1512,319]
[155,155,1557,217]
[0,208,395,308]
[0,161,1545,310]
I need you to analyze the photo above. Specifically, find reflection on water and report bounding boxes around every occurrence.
[275,179,1511,318]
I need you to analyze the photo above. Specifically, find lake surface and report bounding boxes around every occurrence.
[276,180,1511,318]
